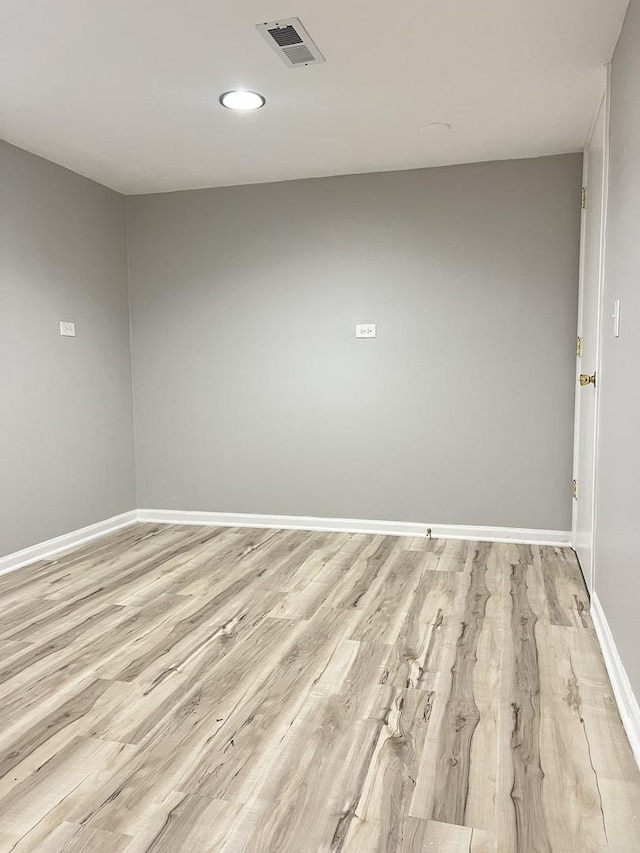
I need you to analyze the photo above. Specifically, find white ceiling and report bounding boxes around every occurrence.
[0,0,629,195]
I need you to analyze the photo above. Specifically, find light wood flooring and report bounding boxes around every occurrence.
[0,523,639,852]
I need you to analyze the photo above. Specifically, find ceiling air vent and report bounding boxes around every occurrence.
[256,18,326,68]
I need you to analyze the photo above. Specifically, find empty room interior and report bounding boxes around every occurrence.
[2,1,640,851]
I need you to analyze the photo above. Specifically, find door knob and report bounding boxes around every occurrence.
[579,372,596,387]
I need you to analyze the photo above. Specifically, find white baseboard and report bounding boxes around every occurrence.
[0,508,570,580]
[591,592,640,769]
[137,509,570,546]
[0,510,139,577]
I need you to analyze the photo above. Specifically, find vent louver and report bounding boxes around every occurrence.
[256,18,326,68]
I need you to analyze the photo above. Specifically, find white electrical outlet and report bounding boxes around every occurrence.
[356,324,376,338]
[59,321,76,337]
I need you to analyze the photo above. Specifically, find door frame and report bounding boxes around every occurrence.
[571,66,611,592]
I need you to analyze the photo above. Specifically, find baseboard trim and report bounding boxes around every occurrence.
[591,592,640,769]
[0,508,571,579]
[137,509,570,546]
[0,510,139,577]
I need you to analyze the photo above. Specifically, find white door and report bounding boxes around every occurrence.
[573,91,608,592]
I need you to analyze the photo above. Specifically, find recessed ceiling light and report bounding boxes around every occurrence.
[219,90,266,111]
[420,122,452,134]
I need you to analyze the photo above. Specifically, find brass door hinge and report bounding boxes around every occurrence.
[581,187,587,209]
[576,336,582,357]
[572,479,579,500]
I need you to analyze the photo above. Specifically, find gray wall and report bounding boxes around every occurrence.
[595,0,640,698]
[0,141,136,557]
[127,154,582,530]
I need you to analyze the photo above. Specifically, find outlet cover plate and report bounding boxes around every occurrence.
[60,321,76,337]
[356,323,376,338]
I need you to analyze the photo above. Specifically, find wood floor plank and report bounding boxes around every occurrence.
[471,828,498,852]
[181,607,360,803]
[10,821,81,853]
[122,797,241,853]
[419,537,469,573]
[0,605,126,686]
[388,568,461,690]
[349,550,424,645]
[284,532,366,591]
[536,620,609,853]
[596,778,640,851]
[0,737,135,850]
[0,679,112,779]
[464,544,517,848]
[230,640,392,852]
[398,818,474,852]
[320,535,403,611]
[57,825,133,853]
[541,545,591,624]
[508,546,550,853]
[341,687,435,851]
[0,595,197,711]
[43,527,228,604]
[104,613,299,746]
[52,615,345,835]
[429,542,492,826]
[0,525,639,852]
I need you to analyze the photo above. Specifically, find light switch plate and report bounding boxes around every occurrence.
[613,299,621,338]
[356,324,376,338]
[60,321,76,337]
